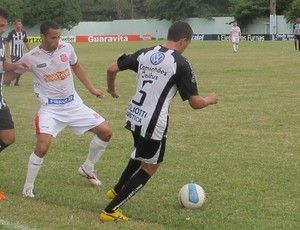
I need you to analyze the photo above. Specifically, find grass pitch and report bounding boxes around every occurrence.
[0,41,299,229]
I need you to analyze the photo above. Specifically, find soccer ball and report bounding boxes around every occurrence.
[178,183,206,209]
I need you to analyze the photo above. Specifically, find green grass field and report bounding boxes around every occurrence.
[0,41,299,229]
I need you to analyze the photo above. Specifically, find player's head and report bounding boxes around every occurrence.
[14,18,23,31]
[167,21,193,53]
[40,20,61,51]
[0,7,9,35]
[233,21,237,26]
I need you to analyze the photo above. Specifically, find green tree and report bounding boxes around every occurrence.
[232,0,293,30]
[0,0,25,22]
[285,0,300,22]
[80,0,131,21]
[22,0,81,29]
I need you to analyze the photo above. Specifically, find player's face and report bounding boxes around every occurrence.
[15,21,23,31]
[0,16,8,36]
[41,28,61,51]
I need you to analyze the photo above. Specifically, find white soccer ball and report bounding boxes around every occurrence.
[178,183,206,209]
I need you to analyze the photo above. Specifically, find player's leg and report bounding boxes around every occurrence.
[100,136,166,221]
[78,121,112,186]
[107,132,142,198]
[14,74,21,86]
[23,111,62,197]
[22,133,53,197]
[0,107,15,152]
[70,105,111,185]
[0,107,15,201]
[12,57,21,86]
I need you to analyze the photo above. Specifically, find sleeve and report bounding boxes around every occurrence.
[23,31,28,43]
[175,58,199,101]
[14,54,32,74]
[68,43,78,65]
[6,31,13,42]
[117,48,145,72]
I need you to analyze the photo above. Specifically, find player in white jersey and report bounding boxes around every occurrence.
[230,21,241,52]
[15,20,113,198]
[99,21,218,222]
[293,17,300,51]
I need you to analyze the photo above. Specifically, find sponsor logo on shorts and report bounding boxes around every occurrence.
[48,94,74,105]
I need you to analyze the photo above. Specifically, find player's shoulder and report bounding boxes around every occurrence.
[57,41,74,51]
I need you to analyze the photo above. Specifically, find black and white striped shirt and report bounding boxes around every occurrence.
[118,45,199,140]
[0,37,7,109]
[6,29,28,58]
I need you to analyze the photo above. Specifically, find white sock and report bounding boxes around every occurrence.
[233,44,237,52]
[24,152,44,188]
[82,136,108,172]
[236,44,239,51]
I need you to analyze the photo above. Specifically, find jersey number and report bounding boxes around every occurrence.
[132,80,153,106]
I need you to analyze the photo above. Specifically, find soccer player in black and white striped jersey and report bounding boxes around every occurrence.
[5,18,30,86]
[99,21,218,221]
[0,7,28,201]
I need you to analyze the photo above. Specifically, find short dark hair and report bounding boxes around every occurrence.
[0,7,9,19]
[167,21,193,42]
[40,20,59,35]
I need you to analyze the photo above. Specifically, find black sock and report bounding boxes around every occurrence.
[105,169,151,213]
[0,140,9,152]
[114,159,141,193]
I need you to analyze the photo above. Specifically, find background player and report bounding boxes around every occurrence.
[293,17,300,51]
[230,20,241,52]
[5,18,30,86]
[15,20,113,198]
[100,21,218,221]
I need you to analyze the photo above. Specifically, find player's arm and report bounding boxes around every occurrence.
[106,51,141,98]
[24,33,30,51]
[5,31,12,60]
[107,63,120,98]
[177,59,218,110]
[188,94,218,109]
[71,61,104,98]
[25,42,30,51]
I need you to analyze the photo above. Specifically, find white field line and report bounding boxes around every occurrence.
[0,218,33,230]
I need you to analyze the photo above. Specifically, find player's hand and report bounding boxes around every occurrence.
[90,88,105,98]
[206,93,218,105]
[16,62,30,69]
[107,88,119,98]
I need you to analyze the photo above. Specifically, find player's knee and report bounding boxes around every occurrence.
[34,145,49,156]
[1,133,16,146]
[142,163,159,176]
[97,124,113,142]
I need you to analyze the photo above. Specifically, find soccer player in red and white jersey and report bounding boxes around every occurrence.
[15,20,113,198]
[230,21,241,52]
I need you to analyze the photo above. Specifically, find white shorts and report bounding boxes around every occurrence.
[35,104,105,137]
[231,37,240,43]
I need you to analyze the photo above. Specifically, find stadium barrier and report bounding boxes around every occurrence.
[27,34,152,43]
[192,34,295,41]
[27,34,294,43]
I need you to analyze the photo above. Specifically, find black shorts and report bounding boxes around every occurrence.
[0,107,14,130]
[131,132,166,164]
